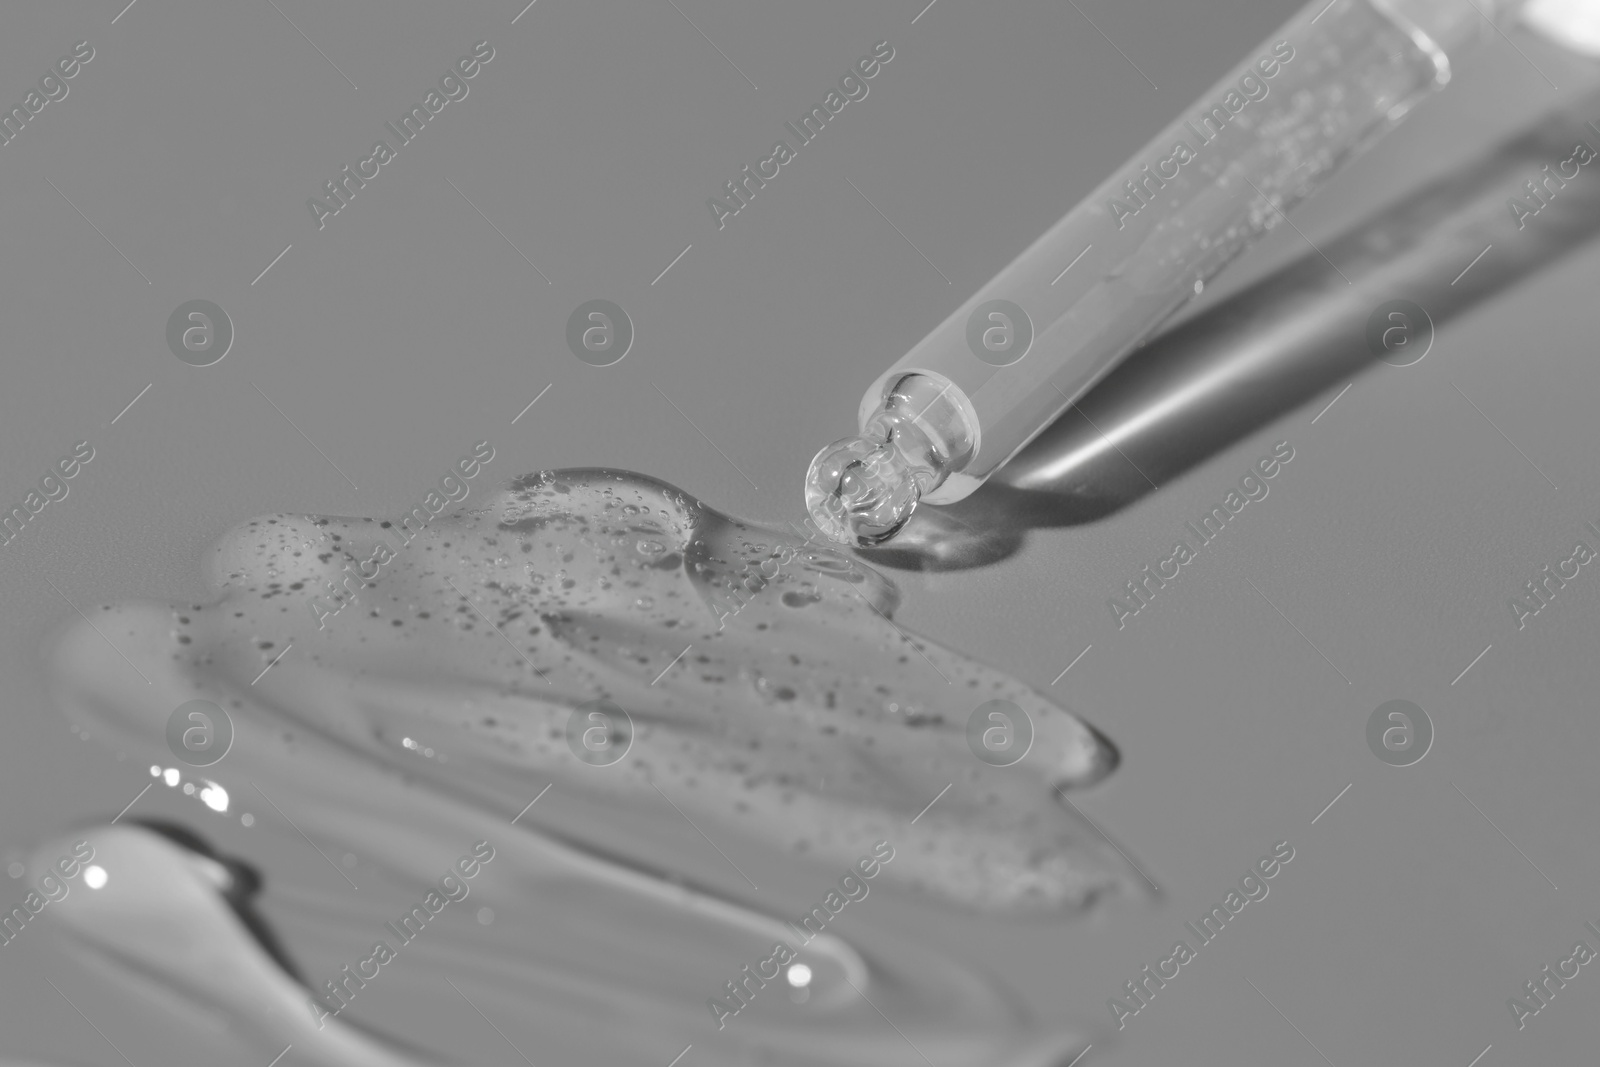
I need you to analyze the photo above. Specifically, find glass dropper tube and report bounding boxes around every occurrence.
[806,0,1515,547]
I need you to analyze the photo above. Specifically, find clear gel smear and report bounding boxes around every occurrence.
[41,470,1141,1067]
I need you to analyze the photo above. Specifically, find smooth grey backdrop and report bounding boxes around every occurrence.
[2,1,1599,1064]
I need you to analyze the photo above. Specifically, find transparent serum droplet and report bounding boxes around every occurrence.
[805,373,980,547]
[805,431,922,547]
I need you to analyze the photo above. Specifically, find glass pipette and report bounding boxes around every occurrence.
[806,0,1523,546]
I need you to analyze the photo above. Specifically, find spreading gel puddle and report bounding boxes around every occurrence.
[38,470,1140,1066]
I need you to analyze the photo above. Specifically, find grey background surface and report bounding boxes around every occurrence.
[2,0,1599,1064]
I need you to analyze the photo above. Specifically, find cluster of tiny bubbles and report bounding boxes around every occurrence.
[148,763,235,816]
[401,736,444,761]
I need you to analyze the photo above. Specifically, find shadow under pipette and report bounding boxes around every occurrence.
[864,90,1600,573]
